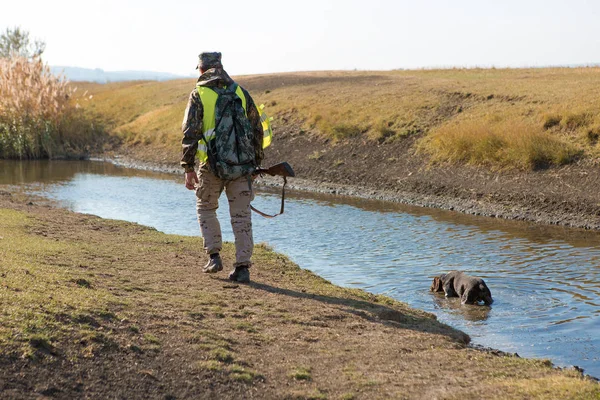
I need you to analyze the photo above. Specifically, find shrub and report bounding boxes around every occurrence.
[371,119,395,142]
[561,112,592,130]
[0,56,103,159]
[586,125,600,145]
[419,120,581,170]
[331,123,362,139]
[543,114,562,130]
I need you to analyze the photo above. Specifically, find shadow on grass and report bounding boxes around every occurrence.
[247,281,470,345]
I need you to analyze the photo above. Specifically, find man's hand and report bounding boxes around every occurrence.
[185,171,199,190]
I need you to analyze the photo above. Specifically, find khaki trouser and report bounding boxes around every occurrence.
[195,168,254,267]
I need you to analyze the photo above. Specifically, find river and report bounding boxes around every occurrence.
[1,159,599,377]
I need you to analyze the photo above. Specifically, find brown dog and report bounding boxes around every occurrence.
[430,271,493,305]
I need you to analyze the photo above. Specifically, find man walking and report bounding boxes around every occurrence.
[181,52,266,283]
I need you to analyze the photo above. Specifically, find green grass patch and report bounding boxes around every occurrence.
[196,360,223,372]
[234,322,258,333]
[289,366,312,381]
[143,333,160,345]
[210,348,234,363]
[0,209,122,356]
[229,364,263,383]
[72,278,93,288]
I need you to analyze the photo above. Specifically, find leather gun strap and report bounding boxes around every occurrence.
[251,176,287,218]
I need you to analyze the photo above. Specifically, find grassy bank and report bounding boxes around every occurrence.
[78,68,600,170]
[1,191,598,399]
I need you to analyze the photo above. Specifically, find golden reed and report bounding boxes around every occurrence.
[0,56,99,158]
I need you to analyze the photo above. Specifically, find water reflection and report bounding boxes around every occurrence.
[0,159,171,185]
[431,293,491,322]
[2,159,600,377]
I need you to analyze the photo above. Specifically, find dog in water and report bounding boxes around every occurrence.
[430,271,493,305]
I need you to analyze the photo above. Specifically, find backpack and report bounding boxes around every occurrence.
[203,83,257,180]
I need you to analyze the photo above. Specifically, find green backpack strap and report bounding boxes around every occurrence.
[227,83,238,93]
[212,82,238,95]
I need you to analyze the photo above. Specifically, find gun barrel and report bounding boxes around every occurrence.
[256,162,295,177]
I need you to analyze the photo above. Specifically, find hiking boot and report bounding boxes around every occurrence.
[203,254,223,273]
[228,265,250,283]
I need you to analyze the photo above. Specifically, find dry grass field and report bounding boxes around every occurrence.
[78,67,600,170]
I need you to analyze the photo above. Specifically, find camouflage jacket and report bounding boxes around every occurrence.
[180,68,264,172]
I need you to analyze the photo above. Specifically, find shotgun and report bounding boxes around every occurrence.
[251,162,295,218]
[255,161,295,178]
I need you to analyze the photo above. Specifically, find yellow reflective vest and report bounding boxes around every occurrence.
[258,103,273,148]
[196,85,273,163]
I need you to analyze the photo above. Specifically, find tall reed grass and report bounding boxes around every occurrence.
[0,56,103,158]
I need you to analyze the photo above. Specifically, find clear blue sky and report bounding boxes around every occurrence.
[3,0,599,76]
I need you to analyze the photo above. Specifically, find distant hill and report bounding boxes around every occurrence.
[50,66,189,83]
